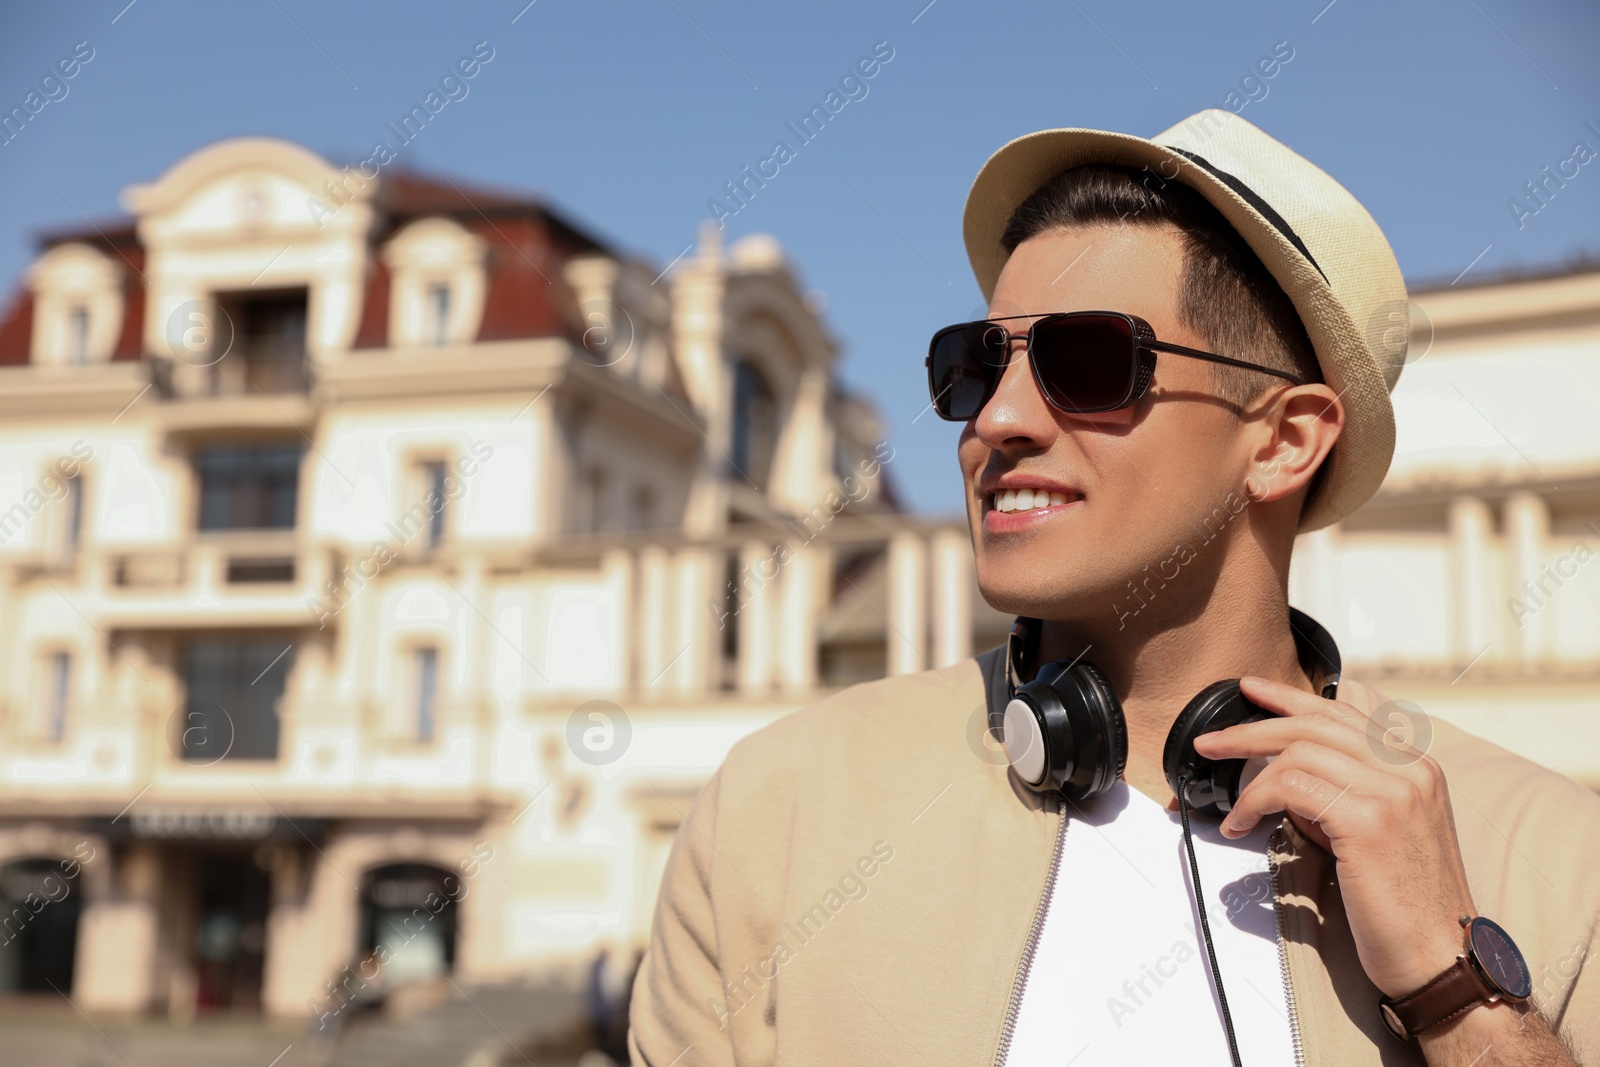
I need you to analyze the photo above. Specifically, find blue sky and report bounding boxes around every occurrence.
[2,0,1597,515]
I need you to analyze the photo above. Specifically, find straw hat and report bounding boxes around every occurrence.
[962,108,1409,531]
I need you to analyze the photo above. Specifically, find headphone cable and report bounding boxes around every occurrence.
[1178,775,1244,1067]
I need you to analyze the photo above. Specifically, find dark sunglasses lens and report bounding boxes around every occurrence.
[929,322,1008,420]
[1030,314,1136,412]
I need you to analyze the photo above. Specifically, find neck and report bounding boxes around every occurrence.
[1032,550,1315,808]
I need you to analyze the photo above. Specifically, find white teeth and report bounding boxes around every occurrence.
[993,488,1071,513]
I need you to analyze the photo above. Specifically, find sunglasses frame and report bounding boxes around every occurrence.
[925,310,1308,421]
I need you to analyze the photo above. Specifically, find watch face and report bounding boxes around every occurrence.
[1468,917,1533,1000]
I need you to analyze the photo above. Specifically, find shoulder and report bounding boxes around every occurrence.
[718,657,991,797]
[1338,675,1600,828]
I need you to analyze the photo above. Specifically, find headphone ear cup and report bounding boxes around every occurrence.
[1163,680,1272,818]
[1008,660,1128,801]
[1073,662,1127,799]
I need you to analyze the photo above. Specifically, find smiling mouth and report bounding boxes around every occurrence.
[987,487,1084,514]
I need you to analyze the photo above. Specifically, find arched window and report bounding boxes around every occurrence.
[360,863,460,986]
[730,359,778,491]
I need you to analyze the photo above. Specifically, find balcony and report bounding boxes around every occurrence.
[0,683,502,816]
[87,532,332,629]
[204,339,310,396]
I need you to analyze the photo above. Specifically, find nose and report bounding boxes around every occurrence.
[973,333,1058,453]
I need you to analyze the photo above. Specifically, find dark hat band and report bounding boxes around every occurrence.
[1164,146,1329,285]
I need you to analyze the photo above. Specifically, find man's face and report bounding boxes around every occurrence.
[958,223,1262,625]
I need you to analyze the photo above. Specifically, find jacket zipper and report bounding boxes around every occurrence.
[993,799,1068,1067]
[1268,823,1307,1067]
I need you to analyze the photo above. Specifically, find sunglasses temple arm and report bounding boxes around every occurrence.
[1144,341,1306,385]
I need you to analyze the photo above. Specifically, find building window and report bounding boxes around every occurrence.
[403,459,450,550]
[180,639,294,762]
[46,652,70,742]
[424,462,447,548]
[66,306,90,365]
[196,445,302,530]
[213,289,309,394]
[719,552,740,690]
[413,646,439,743]
[731,359,778,491]
[57,473,82,555]
[585,467,608,534]
[632,484,654,531]
[382,217,488,348]
[428,284,451,345]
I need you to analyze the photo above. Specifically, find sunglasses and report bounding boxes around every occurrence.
[925,310,1306,421]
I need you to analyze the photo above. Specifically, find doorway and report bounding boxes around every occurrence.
[0,858,82,995]
[192,854,270,1013]
[360,863,459,987]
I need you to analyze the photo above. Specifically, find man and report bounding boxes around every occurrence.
[629,110,1600,1066]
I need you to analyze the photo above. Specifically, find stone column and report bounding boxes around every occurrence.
[931,528,973,668]
[670,548,716,695]
[1447,495,1495,664]
[671,223,729,540]
[601,547,634,692]
[887,532,928,677]
[737,542,774,694]
[1505,491,1550,666]
[777,545,818,691]
[637,545,671,693]
[76,843,162,1013]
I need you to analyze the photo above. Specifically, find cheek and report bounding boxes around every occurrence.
[956,427,984,487]
[1124,413,1244,521]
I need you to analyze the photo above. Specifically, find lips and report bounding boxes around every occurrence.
[978,479,1086,532]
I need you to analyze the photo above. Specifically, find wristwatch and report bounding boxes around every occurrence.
[1379,915,1533,1039]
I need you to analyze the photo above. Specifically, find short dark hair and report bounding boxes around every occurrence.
[1000,164,1320,409]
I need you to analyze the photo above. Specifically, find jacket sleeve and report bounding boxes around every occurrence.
[1554,913,1600,1065]
[629,767,736,1067]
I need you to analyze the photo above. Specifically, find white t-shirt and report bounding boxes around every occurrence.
[1005,781,1298,1066]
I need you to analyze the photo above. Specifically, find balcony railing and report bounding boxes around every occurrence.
[208,340,310,395]
[150,341,310,400]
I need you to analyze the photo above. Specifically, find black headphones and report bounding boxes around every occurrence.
[988,608,1342,816]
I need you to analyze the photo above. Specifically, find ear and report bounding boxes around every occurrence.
[1246,384,1343,504]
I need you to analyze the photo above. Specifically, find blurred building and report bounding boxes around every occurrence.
[0,138,1005,1021]
[1290,264,1600,789]
[0,137,1595,1024]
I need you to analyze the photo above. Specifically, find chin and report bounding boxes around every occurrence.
[976,566,1093,622]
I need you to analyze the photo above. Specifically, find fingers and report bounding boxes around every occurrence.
[1221,741,1378,838]
[1194,706,1369,763]
[1238,676,1363,721]
[1198,681,1437,784]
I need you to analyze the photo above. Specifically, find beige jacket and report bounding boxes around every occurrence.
[630,653,1600,1066]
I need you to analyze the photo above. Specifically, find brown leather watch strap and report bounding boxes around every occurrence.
[1380,956,1493,1038]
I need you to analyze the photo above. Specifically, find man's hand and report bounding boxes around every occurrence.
[1191,676,1476,1000]
[1194,679,1581,1063]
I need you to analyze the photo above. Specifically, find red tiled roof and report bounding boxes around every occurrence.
[351,257,390,350]
[4,166,622,359]
[377,171,536,216]
[112,243,146,361]
[376,169,614,254]
[472,215,574,343]
[0,289,33,365]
